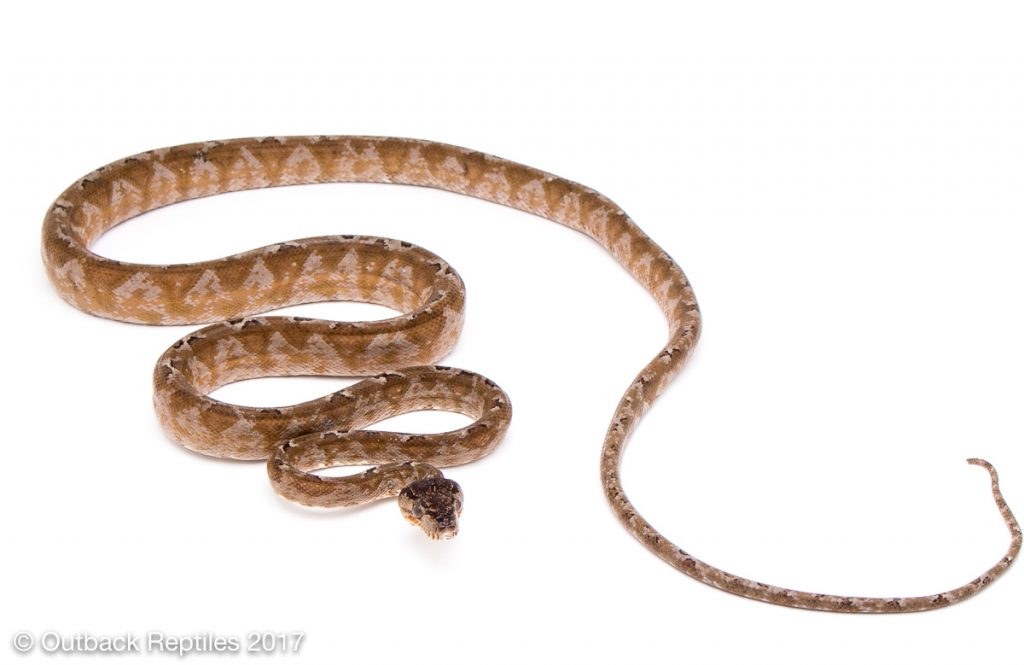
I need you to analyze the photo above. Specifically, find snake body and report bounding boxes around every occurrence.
[41,136,1020,610]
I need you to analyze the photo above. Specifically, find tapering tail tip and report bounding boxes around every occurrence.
[967,457,993,472]
[965,456,1021,541]
[966,458,1001,486]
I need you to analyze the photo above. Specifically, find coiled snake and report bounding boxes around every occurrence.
[41,136,1020,610]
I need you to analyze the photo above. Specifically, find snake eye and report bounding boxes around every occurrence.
[411,505,423,519]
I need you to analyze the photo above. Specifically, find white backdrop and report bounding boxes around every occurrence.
[2,2,1022,663]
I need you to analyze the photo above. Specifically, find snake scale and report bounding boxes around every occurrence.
[41,136,1020,611]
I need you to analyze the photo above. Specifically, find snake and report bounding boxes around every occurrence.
[40,135,1020,611]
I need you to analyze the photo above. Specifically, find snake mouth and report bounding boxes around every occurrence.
[402,512,459,540]
[426,525,459,541]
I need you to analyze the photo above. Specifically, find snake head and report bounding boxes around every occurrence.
[398,477,464,540]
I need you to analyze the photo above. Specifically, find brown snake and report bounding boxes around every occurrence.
[41,136,1020,611]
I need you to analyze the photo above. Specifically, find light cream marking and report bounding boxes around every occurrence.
[281,145,322,185]
[185,269,225,305]
[113,272,163,302]
[242,258,276,293]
